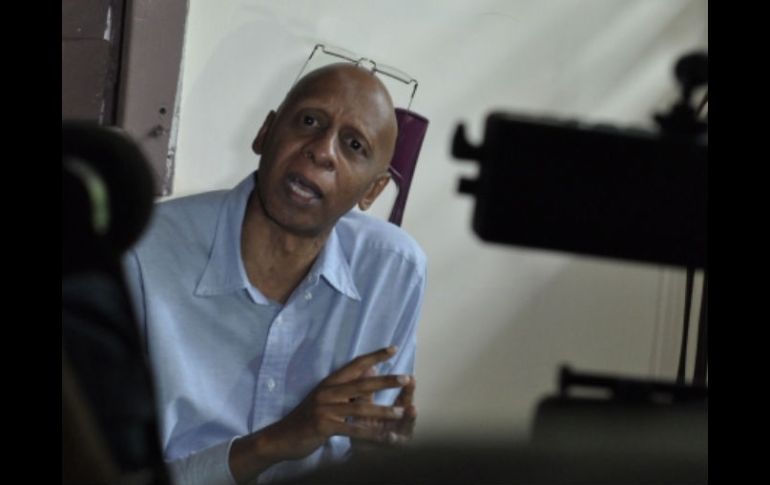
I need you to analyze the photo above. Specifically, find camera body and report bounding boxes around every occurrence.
[454,112,707,268]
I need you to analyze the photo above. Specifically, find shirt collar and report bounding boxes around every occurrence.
[194,171,361,302]
[194,173,254,297]
[309,224,361,301]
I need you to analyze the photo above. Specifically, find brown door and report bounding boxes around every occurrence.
[62,0,188,196]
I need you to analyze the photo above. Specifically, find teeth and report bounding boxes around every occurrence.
[289,180,316,199]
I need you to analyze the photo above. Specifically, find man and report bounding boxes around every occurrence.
[123,62,427,484]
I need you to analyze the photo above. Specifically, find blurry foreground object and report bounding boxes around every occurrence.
[62,121,169,485]
[453,52,707,268]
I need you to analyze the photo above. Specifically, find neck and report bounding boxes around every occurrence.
[241,189,329,304]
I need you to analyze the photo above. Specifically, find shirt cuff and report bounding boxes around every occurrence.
[167,437,239,485]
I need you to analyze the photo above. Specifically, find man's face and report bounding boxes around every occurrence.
[253,65,397,237]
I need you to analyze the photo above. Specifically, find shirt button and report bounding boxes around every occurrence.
[266,378,276,391]
[304,291,313,301]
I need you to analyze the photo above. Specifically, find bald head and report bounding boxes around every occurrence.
[250,62,402,236]
[276,63,398,169]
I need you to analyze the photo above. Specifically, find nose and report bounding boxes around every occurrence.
[304,130,338,171]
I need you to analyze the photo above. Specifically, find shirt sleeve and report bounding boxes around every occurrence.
[166,438,239,485]
[121,251,240,485]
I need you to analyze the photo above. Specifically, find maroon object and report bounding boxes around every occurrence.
[388,108,429,226]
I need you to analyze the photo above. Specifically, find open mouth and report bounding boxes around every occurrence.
[286,173,323,201]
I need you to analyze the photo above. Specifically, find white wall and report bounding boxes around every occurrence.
[170,0,707,443]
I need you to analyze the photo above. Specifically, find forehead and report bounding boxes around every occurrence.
[283,68,395,135]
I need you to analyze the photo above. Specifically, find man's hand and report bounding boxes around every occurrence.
[350,367,417,452]
[229,346,411,483]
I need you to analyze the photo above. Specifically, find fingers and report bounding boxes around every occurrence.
[322,401,406,421]
[394,406,416,437]
[394,378,416,407]
[324,347,397,385]
[347,400,416,443]
[328,421,409,445]
[319,374,412,402]
[312,347,418,448]
[349,366,379,405]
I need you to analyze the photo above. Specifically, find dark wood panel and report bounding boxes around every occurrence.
[62,0,111,39]
[62,39,112,122]
[116,0,188,195]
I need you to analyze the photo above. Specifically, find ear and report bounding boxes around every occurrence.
[358,172,391,211]
[252,110,277,155]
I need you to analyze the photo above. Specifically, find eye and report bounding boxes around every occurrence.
[344,136,369,159]
[302,115,316,126]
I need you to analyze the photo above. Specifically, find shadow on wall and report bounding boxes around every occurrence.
[415,253,665,442]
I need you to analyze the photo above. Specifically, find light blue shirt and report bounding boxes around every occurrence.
[123,172,426,484]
